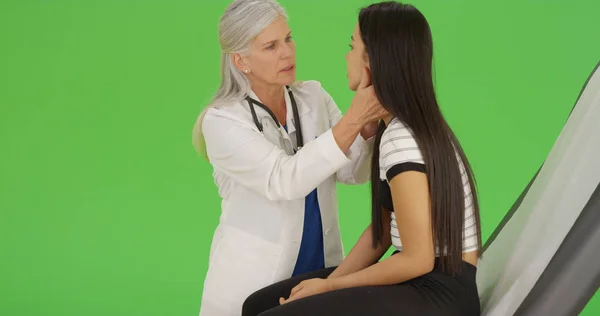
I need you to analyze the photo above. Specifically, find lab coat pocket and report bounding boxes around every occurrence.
[202,226,283,312]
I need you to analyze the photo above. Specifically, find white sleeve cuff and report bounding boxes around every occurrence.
[316,129,352,168]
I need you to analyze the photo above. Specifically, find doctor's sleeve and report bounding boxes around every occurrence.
[322,88,374,185]
[202,108,352,201]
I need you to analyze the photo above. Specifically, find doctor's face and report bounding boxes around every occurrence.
[345,23,369,91]
[241,16,296,87]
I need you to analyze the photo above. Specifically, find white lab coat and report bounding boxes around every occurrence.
[199,80,374,316]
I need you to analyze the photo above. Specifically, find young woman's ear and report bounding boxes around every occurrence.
[359,66,372,87]
[362,50,370,68]
[362,54,371,85]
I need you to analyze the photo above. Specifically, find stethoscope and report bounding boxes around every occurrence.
[246,86,304,152]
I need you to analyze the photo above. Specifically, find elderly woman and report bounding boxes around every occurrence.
[193,1,386,315]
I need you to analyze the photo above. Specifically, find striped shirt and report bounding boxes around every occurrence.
[379,118,478,254]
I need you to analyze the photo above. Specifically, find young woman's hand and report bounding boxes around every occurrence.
[279,278,334,304]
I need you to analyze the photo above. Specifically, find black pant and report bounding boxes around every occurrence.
[242,259,480,316]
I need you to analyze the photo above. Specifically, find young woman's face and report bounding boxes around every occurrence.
[234,16,296,87]
[345,23,369,91]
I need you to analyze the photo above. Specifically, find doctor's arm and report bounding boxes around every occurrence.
[323,89,376,185]
[202,108,368,201]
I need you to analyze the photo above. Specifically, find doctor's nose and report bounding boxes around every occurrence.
[280,43,295,59]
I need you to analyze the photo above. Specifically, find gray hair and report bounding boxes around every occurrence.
[192,0,288,155]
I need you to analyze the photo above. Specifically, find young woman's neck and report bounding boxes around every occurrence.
[383,114,394,126]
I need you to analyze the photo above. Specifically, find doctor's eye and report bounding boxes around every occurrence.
[266,43,275,50]
[285,36,293,42]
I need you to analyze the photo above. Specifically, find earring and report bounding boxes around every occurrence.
[245,69,250,73]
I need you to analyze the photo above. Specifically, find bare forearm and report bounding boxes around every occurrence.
[331,112,364,154]
[330,252,434,290]
[328,224,391,279]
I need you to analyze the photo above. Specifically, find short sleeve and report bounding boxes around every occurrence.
[380,119,426,181]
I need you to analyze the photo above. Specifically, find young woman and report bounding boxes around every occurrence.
[241,2,483,315]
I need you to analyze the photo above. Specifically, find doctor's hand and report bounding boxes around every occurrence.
[279,278,334,305]
[348,67,388,126]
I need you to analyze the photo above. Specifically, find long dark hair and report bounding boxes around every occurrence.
[361,2,482,274]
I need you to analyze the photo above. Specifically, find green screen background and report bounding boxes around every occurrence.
[1,0,598,315]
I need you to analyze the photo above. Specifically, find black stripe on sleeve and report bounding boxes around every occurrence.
[386,162,426,181]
